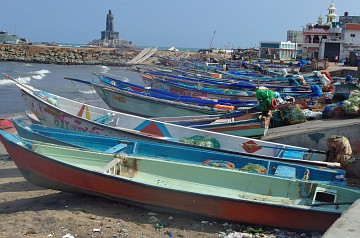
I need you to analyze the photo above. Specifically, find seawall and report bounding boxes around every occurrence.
[263,118,360,154]
[0,44,141,66]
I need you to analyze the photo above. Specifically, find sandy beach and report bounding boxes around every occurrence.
[0,143,228,238]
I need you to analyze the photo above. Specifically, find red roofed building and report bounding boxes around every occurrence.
[343,23,360,46]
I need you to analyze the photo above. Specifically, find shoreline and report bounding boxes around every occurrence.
[0,44,200,67]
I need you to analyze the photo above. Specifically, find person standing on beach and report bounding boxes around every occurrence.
[334,55,339,65]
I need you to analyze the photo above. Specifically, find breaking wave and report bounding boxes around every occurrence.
[30,69,51,80]
[0,76,31,86]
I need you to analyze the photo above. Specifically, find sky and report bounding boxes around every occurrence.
[1,0,360,49]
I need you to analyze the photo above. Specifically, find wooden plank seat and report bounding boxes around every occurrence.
[105,143,128,153]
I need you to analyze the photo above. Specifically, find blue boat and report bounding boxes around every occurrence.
[65,76,255,118]
[12,119,347,186]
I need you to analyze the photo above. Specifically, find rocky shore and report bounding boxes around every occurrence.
[0,44,140,66]
[0,44,199,67]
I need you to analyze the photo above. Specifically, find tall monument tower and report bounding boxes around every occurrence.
[88,9,134,48]
[101,10,119,42]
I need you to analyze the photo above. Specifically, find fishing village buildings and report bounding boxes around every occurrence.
[260,1,360,62]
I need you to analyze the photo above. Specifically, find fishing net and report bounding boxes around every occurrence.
[280,104,307,125]
[341,95,360,115]
[179,135,221,149]
[270,110,284,128]
[240,163,268,174]
[201,159,235,169]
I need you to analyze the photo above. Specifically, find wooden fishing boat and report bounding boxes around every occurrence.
[98,74,257,107]
[141,72,257,101]
[1,130,359,232]
[153,112,270,137]
[102,73,324,111]
[66,76,255,118]
[12,118,346,185]
[4,73,328,164]
[141,69,314,95]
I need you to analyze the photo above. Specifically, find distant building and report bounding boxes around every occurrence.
[88,10,135,49]
[287,1,360,61]
[0,31,29,44]
[337,13,360,58]
[287,30,303,57]
[301,1,339,61]
[302,16,331,60]
[339,12,360,24]
[259,41,297,60]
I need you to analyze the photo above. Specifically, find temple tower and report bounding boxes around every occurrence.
[317,15,323,26]
[326,1,337,24]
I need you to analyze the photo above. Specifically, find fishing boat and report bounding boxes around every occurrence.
[141,72,257,101]
[12,118,346,185]
[65,76,255,118]
[4,73,327,164]
[141,69,314,94]
[100,74,324,110]
[153,112,270,137]
[94,73,258,107]
[1,129,359,232]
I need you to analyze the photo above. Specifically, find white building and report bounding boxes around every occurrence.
[259,41,297,60]
[343,23,360,45]
[287,30,303,56]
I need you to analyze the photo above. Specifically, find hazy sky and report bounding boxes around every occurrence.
[1,0,359,49]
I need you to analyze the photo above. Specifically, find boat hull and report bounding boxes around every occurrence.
[12,119,346,184]
[0,135,341,232]
[93,84,230,117]
[17,83,327,163]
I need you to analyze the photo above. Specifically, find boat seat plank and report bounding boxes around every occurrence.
[105,143,128,153]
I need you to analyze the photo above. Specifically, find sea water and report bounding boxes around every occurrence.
[0,61,144,116]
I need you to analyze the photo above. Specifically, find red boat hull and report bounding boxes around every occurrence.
[0,137,340,232]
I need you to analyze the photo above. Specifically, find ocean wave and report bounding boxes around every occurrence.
[18,77,32,84]
[0,76,31,85]
[27,69,51,81]
[31,69,51,76]
[31,75,44,80]
[0,79,15,86]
